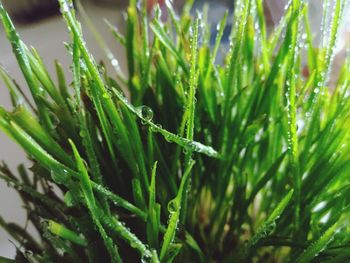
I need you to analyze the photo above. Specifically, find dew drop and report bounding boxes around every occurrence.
[164,135,172,142]
[111,58,119,67]
[79,130,86,138]
[60,1,74,14]
[167,199,179,214]
[96,129,103,142]
[51,169,69,184]
[64,190,77,207]
[137,106,154,122]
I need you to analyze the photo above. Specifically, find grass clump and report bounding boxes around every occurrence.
[0,0,350,262]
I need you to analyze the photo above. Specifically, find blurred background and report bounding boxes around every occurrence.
[0,0,349,259]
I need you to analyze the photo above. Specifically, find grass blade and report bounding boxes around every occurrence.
[69,139,121,263]
[47,220,87,247]
[160,160,195,261]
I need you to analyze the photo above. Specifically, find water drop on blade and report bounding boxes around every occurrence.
[137,106,154,122]
[167,199,179,214]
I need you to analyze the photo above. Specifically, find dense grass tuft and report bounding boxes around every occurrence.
[0,0,350,262]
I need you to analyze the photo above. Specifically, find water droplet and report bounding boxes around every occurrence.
[51,169,69,184]
[111,58,119,68]
[79,130,86,138]
[60,1,74,14]
[167,199,179,214]
[64,190,77,207]
[96,129,103,142]
[164,135,172,142]
[137,106,154,122]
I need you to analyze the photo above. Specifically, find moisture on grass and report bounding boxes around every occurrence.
[0,0,350,262]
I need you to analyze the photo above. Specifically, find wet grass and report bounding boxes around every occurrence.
[0,0,350,262]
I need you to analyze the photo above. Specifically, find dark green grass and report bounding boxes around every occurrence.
[0,0,350,262]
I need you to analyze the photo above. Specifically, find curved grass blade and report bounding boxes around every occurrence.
[295,219,343,263]
[185,18,199,143]
[26,47,65,106]
[111,88,219,158]
[59,0,141,184]
[160,160,195,261]
[91,182,147,220]
[180,17,199,224]
[147,162,161,249]
[0,110,146,220]
[285,0,301,231]
[71,33,110,217]
[69,139,121,263]
[10,106,74,168]
[237,190,294,261]
[55,60,71,101]
[101,215,153,260]
[0,3,53,130]
[43,224,83,263]
[303,0,346,162]
[59,1,117,148]
[105,20,126,46]
[0,66,24,107]
[150,20,189,74]
[76,0,126,81]
[0,110,74,184]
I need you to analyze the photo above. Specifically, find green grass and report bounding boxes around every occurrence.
[0,0,350,262]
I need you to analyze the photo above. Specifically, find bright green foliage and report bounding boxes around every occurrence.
[0,0,350,262]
